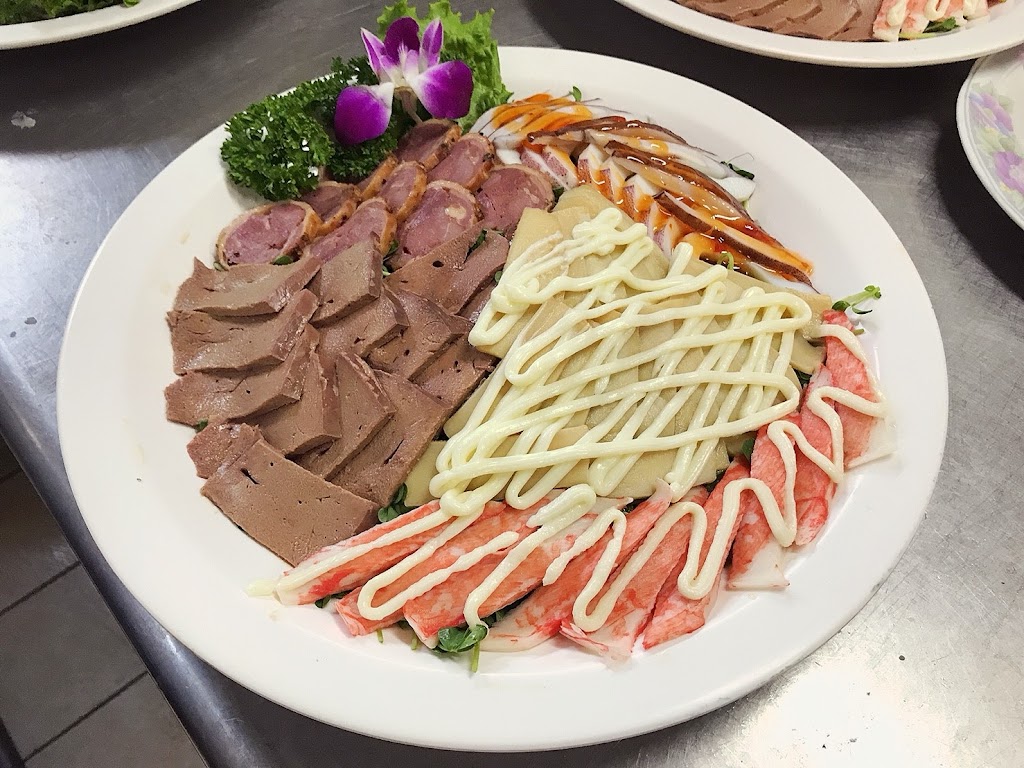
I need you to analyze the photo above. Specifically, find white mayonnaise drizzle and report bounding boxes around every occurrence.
[270,205,888,641]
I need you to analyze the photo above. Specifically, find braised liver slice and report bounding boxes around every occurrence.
[317,286,409,360]
[298,352,393,478]
[202,438,379,565]
[168,289,317,374]
[172,258,320,317]
[366,289,460,378]
[329,372,448,507]
[187,421,262,479]
[256,351,342,456]
[165,325,316,426]
[414,335,495,410]
[309,241,383,325]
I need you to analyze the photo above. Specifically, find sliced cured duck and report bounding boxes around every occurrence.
[165,325,316,426]
[379,161,428,223]
[173,258,320,317]
[298,352,393,479]
[304,198,395,264]
[309,241,383,325]
[317,286,409,359]
[427,133,495,191]
[393,181,480,268]
[168,289,317,374]
[255,350,342,456]
[357,154,397,199]
[202,437,378,565]
[187,421,262,479]
[216,201,320,267]
[300,181,359,236]
[395,119,461,171]
[329,372,449,507]
[476,165,555,237]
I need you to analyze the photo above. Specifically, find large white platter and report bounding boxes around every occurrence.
[57,48,947,751]
[0,0,200,49]
[616,0,1024,67]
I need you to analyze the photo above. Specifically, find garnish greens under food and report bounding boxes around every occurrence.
[0,0,137,24]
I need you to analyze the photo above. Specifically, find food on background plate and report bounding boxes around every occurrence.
[0,0,141,25]
[671,0,1010,41]
[164,2,893,670]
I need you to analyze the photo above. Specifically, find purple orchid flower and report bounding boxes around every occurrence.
[334,16,473,145]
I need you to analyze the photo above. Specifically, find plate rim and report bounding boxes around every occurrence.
[956,47,1024,230]
[57,46,949,751]
[0,0,202,49]
[614,0,1024,67]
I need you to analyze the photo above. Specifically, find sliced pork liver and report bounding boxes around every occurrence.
[216,201,320,267]
[387,229,508,314]
[366,289,461,378]
[476,166,555,237]
[317,286,409,360]
[427,133,495,191]
[304,198,395,264]
[393,181,479,269]
[255,351,342,455]
[309,241,383,325]
[173,258,320,317]
[459,284,493,323]
[168,289,317,374]
[202,438,379,565]
[187,421,262,479]
[379,161,427,223]
[358,155,397,199]
[300,181,359,236]
[395,119,461,171]
[415,335,495,410]
[329,372,448,506]
[299,352,393,478]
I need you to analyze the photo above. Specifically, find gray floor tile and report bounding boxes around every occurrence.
[0,567,146,756]
[25,675,206,768]
[0,436,18,478]
[0,471,78,611]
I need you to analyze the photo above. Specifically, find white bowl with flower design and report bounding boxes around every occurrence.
[958,44,1024,230]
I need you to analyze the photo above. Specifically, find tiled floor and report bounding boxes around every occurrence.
[0,437,207,768]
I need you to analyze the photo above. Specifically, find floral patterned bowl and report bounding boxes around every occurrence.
[958,45,1024,231]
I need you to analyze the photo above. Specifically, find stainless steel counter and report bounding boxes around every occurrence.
[2,0,1023,765]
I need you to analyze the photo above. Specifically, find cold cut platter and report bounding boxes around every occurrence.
[58,5,947,750]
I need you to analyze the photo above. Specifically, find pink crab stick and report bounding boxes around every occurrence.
[403,513,598,645]
[820,309,881,467]
[874,0,911,40]
[334,501,525,636]
[728,417,797,590]
[280,501,444,605]
[481,485,672,652]
[793,367,836,546]
[560,487,710,659]
[643,462,755,649]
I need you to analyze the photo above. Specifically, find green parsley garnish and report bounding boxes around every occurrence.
[493,269,503,284]
[724,161,755,180]
[795,369,812,388]
[194,419,209,433]
[469,229,487,253]
[377,483,414,523]
[832,285,882,315]
[553,186,565,203]
[571,85,582,101]
[923,17,957,33]
[271,254,296,266]
[738,436,755,462]
[314,591,347,609]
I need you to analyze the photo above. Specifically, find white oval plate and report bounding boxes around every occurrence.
[58,48,947,751]
[957,45,1024,229]
[0,0,200,49]
[616,0,1024,67]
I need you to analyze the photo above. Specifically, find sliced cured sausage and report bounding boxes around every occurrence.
[427,133,495,191]
[476,165,555,237]
[395,119,461,171]
[393,181,479,269]
[216,201,320,267]
[379,161,427,223]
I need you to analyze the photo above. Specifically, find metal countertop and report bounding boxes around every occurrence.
[1,0,1022,765]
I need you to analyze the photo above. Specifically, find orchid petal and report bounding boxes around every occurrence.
[420,18,443,67]
[409,59,473,119]
[334,83,395,145]
[383,16,421,59]
[360,28,391,78]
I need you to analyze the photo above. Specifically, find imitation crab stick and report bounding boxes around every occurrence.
[334,501,523,636]
[403,513,598,645]
[560,487,709,659]
[793,368,836,546]
[643,462,754,649]
[481,485,672,652]
[278,502,444,605]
